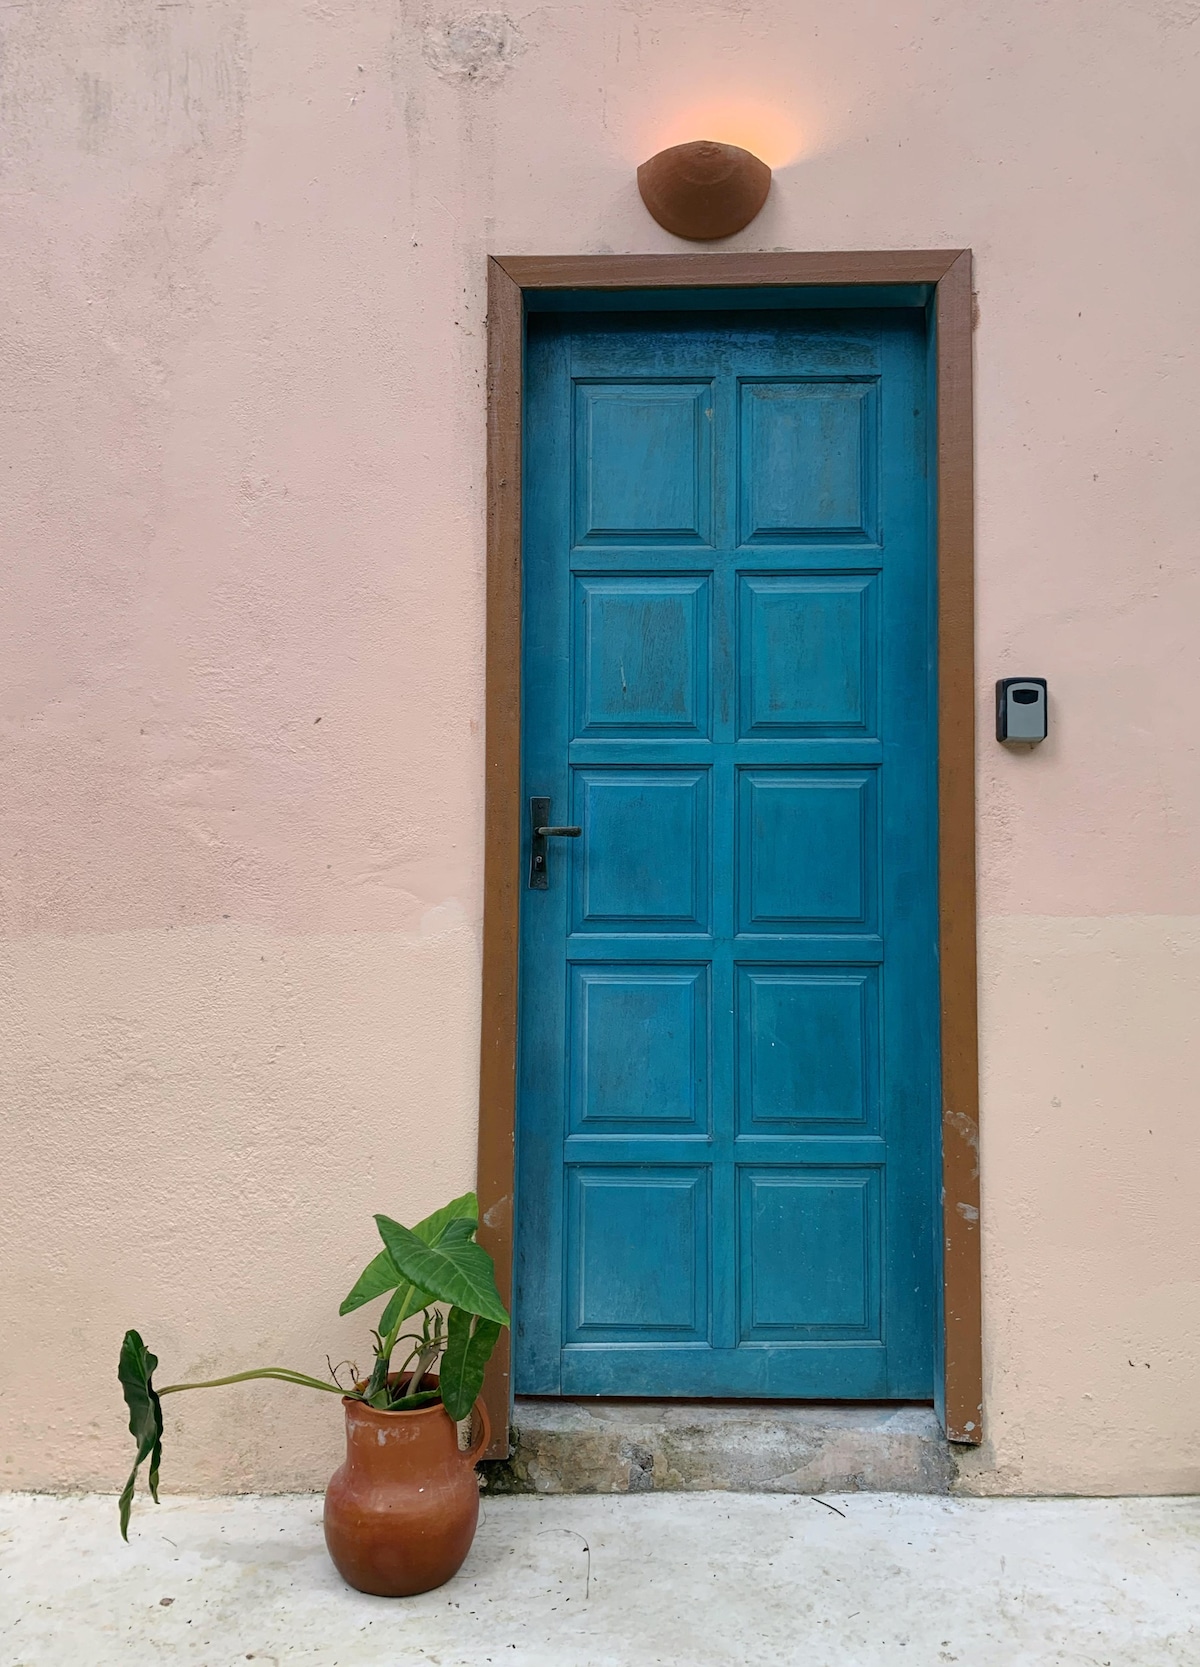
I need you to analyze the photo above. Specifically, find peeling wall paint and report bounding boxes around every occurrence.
[1,0,1198,1496]
[423,12,524,82]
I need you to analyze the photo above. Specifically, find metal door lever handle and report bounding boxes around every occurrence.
[529,797,580,888]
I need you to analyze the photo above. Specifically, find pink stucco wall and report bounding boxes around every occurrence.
[2,0,1197,1496]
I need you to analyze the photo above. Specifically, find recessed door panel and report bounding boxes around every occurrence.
[566,1168,710,1341]
[572,769,710,932]
[738,769,877,931]
[575,382,713,545]
[739,574,876,735]
[570,964,709,1135]
[738,1169,880,1338]
[575,576,710,735]
[737,967,877,1132]
[739,379,878,544]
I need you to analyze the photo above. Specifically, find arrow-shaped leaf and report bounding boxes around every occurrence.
[339,1249,405,1316]
[439,1307,502,1421]
[117,1330,163,1541]
[374,1215,509,1327]
[339,1192,480,1318]
[376,1218,477,1334]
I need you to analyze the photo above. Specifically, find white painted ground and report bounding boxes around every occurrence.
[1,1492,1196,1666]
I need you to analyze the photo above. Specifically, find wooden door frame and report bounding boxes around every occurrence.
[477,251,981,1455]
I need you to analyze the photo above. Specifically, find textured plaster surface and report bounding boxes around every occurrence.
[2,0,1199,1494]
[2,1492,1199,1666]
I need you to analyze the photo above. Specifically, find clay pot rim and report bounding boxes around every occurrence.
[343,1392,451,1421]
[346,1371,450,1420]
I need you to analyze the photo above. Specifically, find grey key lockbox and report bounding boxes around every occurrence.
[996,677,1048,744]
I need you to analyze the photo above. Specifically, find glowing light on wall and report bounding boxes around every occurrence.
[638,99,806,171]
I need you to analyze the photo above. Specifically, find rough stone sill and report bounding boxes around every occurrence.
[482,1399,955,1495]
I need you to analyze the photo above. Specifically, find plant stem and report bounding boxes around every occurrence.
[158,1368,345,1397]
[402,1340,443,1400]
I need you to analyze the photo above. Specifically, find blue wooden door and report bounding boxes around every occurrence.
[516,303,937,1399]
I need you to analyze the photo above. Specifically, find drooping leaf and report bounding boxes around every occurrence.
[117,1330,163,1540]
[439,1307,502,1421]
[374,1215,509,1327]
[339,1194,479,1318]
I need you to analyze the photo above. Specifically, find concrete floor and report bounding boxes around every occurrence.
[1,1491,1196,1666]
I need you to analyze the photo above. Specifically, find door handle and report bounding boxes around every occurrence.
[529,797,580,889]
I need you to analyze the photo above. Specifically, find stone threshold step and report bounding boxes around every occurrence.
[482,1399,955,1496]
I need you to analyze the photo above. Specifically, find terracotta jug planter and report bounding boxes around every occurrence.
[323,1380,491,1597]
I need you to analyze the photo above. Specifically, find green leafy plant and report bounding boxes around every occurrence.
[117,1192,507,1538]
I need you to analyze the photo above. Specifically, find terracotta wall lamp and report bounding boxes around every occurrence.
[637,139,772,241]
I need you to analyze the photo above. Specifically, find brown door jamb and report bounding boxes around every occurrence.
[476,251,981,1454]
